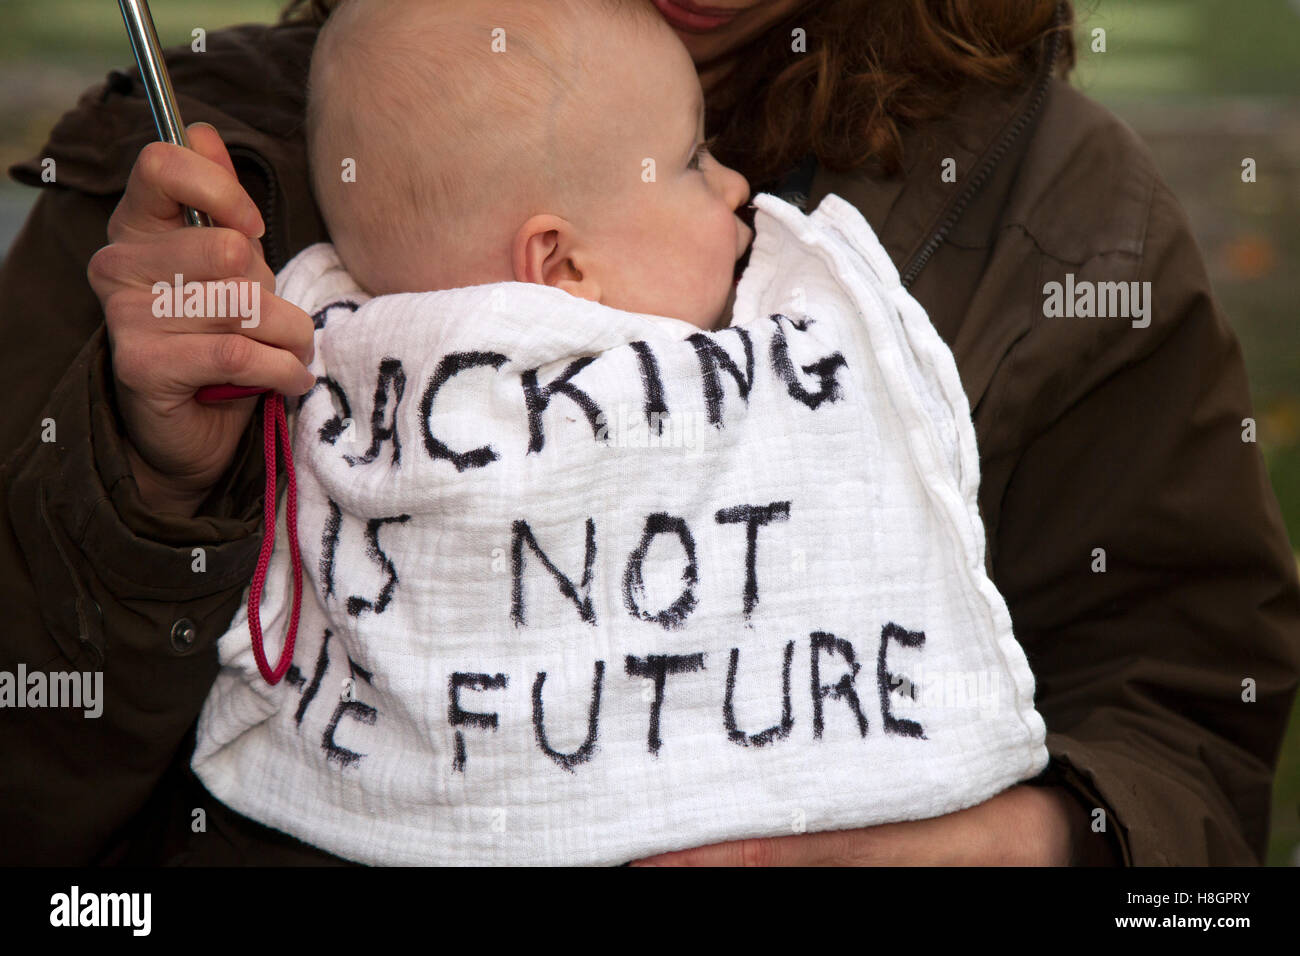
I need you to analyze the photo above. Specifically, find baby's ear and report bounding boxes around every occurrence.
[511,214,600,302]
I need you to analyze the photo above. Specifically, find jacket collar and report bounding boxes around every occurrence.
[788,9,1066,414]
[805,4,1065,294]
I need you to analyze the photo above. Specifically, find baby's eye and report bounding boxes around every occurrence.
[688,140,713,171]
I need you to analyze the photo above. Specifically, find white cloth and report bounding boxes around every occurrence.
[192,193,1048,866]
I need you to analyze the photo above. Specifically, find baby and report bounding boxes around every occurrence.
[306,0,754,329]
[191,0,1049,866]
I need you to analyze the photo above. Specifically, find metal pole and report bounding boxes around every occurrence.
[117,0,212,227]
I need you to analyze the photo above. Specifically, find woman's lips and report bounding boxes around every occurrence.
[651,0,741,32]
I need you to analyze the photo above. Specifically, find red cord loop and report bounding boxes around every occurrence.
[246,394,302,685]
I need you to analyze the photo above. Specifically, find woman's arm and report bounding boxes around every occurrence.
[987,177,1300,865]
[0,149,304,862]
[629,783,1098,866]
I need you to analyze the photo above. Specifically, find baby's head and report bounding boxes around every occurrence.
[307,0,753,330]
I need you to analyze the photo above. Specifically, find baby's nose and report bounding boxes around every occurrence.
[720,163,751,211]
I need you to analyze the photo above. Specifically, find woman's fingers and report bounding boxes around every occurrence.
[193,331,317,397]
[114,317,316,400]
[94,127,291,508]
[89,225,271,292]
[88,232,313,367]
[186,291,315,368]
[102,283,316,369]
[109,140,264,242]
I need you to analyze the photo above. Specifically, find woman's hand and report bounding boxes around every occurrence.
[628,784,1099,866]
[88,123,316,517]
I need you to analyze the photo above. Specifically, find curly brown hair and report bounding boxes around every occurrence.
[280,0,1074,187]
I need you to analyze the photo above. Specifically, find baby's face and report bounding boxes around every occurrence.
[312,1,752,329]
[556,12,753,330]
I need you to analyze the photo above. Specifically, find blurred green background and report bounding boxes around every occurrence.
[0,0,1297,864]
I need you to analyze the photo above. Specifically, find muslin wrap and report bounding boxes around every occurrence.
[192,193,1048,865]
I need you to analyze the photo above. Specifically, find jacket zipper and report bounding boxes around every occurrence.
[38,482,104,665]
[899,0,1066,290]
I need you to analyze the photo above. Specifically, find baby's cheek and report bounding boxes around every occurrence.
[705,216,732,266]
